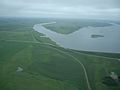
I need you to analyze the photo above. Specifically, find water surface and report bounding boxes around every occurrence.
[33,23,120,53]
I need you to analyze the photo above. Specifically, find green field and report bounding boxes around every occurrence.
[43,19,111,34]
[0,18,120,90]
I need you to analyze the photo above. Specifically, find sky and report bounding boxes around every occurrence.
[0,0,120,20]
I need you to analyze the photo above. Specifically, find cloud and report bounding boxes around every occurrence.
[0,0,120,20]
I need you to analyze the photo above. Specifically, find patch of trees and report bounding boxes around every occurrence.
[102,75,120,86]
[103,76,118,86]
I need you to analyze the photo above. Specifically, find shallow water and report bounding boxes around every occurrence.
[33,23,120,53]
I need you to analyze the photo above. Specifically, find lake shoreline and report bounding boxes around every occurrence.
[33,22,120,53]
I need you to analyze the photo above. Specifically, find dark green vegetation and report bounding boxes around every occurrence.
[0,18,120,90]
[43,19,111,34]
[91,34,104,38]
[102,76,119,86]
[75,50,120,59]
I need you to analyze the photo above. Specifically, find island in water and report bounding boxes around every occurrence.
[91,34,104,38]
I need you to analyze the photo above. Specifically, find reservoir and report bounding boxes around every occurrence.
[33,23,120,53]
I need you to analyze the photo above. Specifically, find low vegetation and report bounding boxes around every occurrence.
[43,19,111,34]
[0,18,120,90]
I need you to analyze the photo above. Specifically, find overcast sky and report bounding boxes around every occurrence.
[0,0,120,20]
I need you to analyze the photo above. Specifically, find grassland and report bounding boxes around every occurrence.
[76,50,120,59]
[0,18,120,90]
[43,19,111,34]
